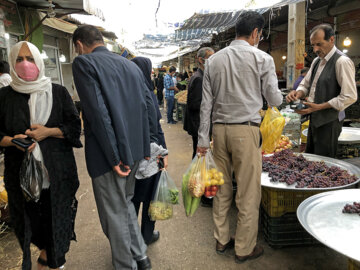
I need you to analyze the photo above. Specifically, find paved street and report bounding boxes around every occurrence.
[0,117,348,270]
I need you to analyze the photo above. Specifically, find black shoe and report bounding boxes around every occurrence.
[216,237,235,255]
[201,196,213,208]
[170,121,177,124]
[146,231,160,245]
[137,256,152,270]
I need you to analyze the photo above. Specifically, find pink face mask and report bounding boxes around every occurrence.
[15,60,39,81]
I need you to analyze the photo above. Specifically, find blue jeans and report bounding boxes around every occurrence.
[166,97,175,123]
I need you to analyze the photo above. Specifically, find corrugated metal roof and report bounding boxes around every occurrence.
[175,0,305,42]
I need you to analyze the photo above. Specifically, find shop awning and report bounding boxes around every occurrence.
[14,0,104,20]
[175,0,306,42]
[39,12,77,34]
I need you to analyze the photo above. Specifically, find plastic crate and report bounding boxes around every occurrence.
[348,259,360,270]
[261,187,322,217]
[261,208,319,248]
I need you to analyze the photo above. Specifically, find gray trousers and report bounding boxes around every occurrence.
[92,162,147,270]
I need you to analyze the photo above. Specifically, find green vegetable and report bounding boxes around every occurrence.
[183,173,194,216]
[169,188,179,204]
[190,197,201,217]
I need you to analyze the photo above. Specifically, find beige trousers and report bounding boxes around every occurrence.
[212,124,262,256]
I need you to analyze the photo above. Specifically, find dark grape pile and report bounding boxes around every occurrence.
[262,149,358,188]
[343,202,360,215]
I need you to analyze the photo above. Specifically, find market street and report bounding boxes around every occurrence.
[0,116,348,270]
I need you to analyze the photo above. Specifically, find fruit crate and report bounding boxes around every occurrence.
[261,187,322,217]
[348,259,360,270]
[261,208,319,248]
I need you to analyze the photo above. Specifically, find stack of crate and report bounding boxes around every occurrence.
[261,187,321,248]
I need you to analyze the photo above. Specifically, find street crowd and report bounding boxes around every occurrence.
[0,10,357,270]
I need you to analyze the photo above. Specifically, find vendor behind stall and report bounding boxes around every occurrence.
[286,24,357,158]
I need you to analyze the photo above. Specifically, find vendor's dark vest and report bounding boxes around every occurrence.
[309,50,344,128]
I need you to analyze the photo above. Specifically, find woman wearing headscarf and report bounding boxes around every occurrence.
[0,41,81,270]
[131,57,168,245]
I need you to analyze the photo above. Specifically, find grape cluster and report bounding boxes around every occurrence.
[343,202,360,215]
[262,149,358,188]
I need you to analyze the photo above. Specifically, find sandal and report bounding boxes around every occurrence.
[37,256,48,266]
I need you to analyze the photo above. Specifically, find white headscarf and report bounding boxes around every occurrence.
[9,41,53,164]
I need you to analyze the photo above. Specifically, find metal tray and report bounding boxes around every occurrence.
[261,153,360,191]
[297,189,360,261]
[302,127,360,144]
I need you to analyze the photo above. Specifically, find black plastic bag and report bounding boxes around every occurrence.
[19,152,49,202]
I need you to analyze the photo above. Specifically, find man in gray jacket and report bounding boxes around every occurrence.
[197,11,282,264]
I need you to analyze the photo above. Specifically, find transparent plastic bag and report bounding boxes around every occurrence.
[260,107,286,154]
[149,170,178,221]
[182,155,202,217]
[187,155,205,198]
[19,152,49,202]
[203,151,224,198]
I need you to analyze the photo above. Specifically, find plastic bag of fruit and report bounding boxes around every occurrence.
[149,170,178,221]
[182,155,204,217]
[186,155,206,198]
[260,107,286,154]
[203,151,224,198]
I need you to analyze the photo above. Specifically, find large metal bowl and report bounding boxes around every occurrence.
[261,153,360,191]
[297,189,360,261]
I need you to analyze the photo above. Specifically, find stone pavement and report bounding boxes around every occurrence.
[0,119,348,270]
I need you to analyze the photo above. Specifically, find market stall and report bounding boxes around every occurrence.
[260,150,360,248]
[174,90,187,122]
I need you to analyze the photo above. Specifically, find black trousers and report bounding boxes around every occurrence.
[132,172,160,244]
[191,135,198,159]
[306,119,343,158]
[25,189,65,269]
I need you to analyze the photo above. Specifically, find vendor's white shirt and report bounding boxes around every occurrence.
[0,73,12,88]
[296,46,357,111]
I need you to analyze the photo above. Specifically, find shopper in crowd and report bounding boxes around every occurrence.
[184,47,214,159]
[0,60,12,87]
[186,70,193,82]
[197,11,282,264]
[184,47,215,207]
[292,67,309,90]
[286,24,357,158]
[164,66,179,124]
[157,72,164,105]
[131,56,168,245]
[72,25,152,270]
[0,41,81,270]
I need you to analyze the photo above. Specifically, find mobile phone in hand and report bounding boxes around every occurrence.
[11,137,34,149]
[158,157,164,170]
